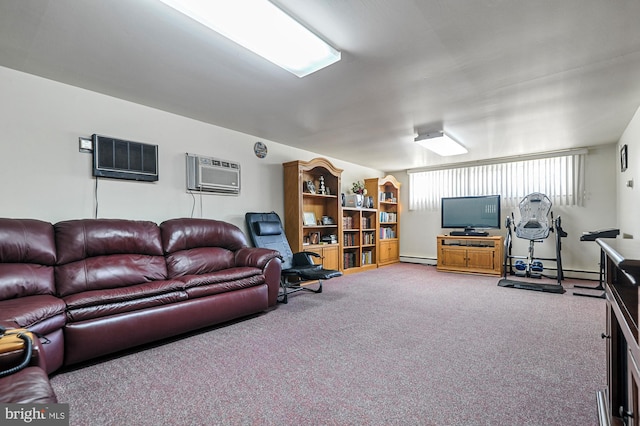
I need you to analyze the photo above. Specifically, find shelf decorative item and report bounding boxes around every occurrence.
[351,181,366,195]
[305,180,316,194]
[303,212,317,226]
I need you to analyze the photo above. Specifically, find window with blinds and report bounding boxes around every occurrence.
[408,153,586,211]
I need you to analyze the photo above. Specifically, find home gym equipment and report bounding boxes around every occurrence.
[498,192,567,293]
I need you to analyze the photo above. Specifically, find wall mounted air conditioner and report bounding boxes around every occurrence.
[186,153,240,195]
[93,134,159,182]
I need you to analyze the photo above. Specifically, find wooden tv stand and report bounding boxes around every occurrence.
[436,235,504,276]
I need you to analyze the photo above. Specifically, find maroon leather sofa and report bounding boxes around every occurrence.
[0,217,282,402]
[0,219,66,373]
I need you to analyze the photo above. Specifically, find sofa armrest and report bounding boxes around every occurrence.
[0,330,47,374]
[235,248,282,307]
[235,247,281,269]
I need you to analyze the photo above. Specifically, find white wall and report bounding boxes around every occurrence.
[0,64,627,276]
[393,144,618,275]
[0,66,382,233]
[618,106,640,239]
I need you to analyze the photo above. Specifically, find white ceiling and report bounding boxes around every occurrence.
[2,0,640,171]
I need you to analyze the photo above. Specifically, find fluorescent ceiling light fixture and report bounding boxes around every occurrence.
[159,0,341,77]
[415,132,468,156]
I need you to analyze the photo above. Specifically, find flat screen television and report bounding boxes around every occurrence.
[441,195,501,235]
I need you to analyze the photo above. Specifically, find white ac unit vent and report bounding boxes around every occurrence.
[186,153,240,195]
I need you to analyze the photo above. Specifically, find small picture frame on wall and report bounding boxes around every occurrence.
[621,144,628,172]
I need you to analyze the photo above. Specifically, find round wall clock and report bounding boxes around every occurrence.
[254,141,268,159]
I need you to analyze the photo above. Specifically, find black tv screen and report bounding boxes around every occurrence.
[441,195,501,230]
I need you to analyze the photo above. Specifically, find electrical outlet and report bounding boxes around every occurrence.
[79,137,93,153]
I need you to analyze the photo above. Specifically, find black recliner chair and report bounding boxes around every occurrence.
[245,212,342,303]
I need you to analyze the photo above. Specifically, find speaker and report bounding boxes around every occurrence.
[92,134,158,182]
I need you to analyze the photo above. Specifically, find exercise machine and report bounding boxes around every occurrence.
[498,192,567,293]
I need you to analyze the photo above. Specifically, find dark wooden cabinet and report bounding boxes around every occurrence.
[599,239,640,426]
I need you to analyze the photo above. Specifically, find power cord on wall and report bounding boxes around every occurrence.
[94,176,99,218]
[189,190,196,218]
[188,189,204,218]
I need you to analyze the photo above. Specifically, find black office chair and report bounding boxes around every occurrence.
[245,212,342,303]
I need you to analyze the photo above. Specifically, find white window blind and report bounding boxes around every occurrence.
[408,153,585,211]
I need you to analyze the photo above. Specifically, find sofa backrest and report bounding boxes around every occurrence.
[54,219,168,297]
[0,218,57,300]
[160,218,249,278]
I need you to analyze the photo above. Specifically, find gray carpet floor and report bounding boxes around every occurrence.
[50,263,606,425]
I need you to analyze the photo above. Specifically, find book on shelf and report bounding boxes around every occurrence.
[343,233,357,246]
[342,216,354,229]
[343,252,357,269]
[361,250,373,265]
[380,192,396,202]
[362,217,372,229]
[380,226,396,239]
[363,232,375,245]
[379,211,397,223]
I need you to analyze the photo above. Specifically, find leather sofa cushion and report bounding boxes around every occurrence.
[55,219,164,264]
[63,279,187,322]
[165,247,235,277]
[0,219,56,299]
[184,274,265,299]
[55,254,168,297]
[176,266,263,289]
[160,218,248,254]
[0,367,57,404]
[0,295,66,329]
[0,218,56,264]
[63,279,186,309]
[66,291,188,322]
[55,218,169,297]
[0,264,55,300]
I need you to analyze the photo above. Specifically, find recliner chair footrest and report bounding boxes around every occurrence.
[298,269,342,281]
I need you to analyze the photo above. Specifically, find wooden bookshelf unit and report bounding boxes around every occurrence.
[365,175,401,267]
[436,235,504,276]
[341,207,378,274]
[283,158,342,271]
